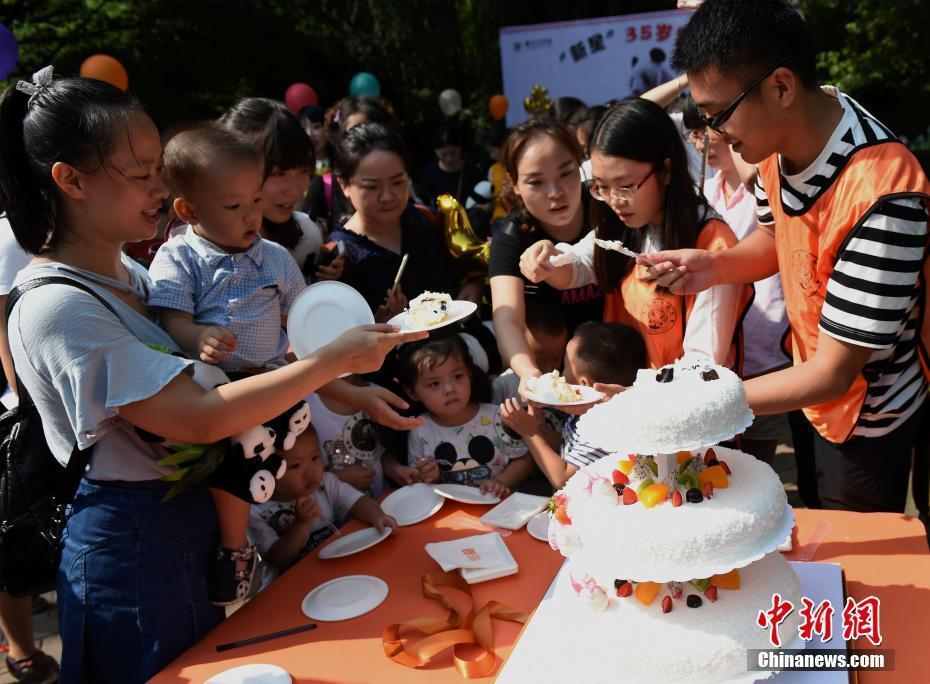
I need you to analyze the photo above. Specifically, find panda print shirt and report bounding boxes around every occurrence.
[248,471,363,572]
[406,403,527,487]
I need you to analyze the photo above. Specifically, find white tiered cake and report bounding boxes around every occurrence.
[540,355,800,683]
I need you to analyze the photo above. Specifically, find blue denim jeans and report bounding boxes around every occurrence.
[57,479,224,683]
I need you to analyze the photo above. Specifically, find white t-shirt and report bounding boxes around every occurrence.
[0,216,32,409]
[0,216,31,295]
[703,174,789,377]
[307,391,385,498]
[406,403,526,486]
[249,471,363,582]
[9,259,194,480]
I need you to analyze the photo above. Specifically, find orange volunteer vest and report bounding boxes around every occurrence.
[759,142,930,443]
[604,218,753,370]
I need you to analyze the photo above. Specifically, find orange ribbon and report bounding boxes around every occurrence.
[382,571,528,679]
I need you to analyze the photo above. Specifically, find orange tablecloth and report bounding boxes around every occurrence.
[152,506,930,683]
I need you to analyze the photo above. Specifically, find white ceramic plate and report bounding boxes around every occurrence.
[480,493,550,530]
[301,575,388,622]
[206,664,291,684]
[381,483,444,526]
[387,300,478,333]
[317,526,392,560]
[526,511,550,542]
[287,281,375,364]
[525,384,604,407]
[433,483,500,505]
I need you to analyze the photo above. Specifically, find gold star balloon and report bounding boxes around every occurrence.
[523,84,553,119]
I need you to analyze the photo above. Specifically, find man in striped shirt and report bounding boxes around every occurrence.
[645,0,929,512]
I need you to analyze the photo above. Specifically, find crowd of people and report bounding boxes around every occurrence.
[0,0,926,681]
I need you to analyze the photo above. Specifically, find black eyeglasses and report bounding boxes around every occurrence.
[698,55,793,133]
[590,166,657,204]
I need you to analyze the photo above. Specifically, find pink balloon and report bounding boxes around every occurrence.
[284,82,318,113]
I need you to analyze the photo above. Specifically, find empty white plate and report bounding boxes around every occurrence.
[480,493,550,530]
[525,384,604,408]
[381,483,444,526]
[387,300,478,333]
[526,511,550,542]
[433,483,500,505]
[301,575,388,621]
[287,281,375,366]
[317,525,392,560]
[206,664,291,684]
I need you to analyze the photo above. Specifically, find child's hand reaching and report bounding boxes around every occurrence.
[383,459,420,486]
[499,397,542,438]
[375,287,407,323]
[294,495,321,525]
[335,464,375,491]
[374,513,398,535]
[480,479,510,499]
[415,457,440,484]
[198,326,237,364]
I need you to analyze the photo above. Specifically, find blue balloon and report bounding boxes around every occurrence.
[0,23,18,81]
[349,72,381,98]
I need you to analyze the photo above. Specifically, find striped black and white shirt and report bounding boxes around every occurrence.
[756,90,928,438]
[562,415,611,468]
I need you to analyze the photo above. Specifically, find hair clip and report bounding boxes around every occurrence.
[16,65,54,107]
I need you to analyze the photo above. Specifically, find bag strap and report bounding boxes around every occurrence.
[5,276,122,502]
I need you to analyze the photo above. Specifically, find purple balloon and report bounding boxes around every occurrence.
[0,23,18,81]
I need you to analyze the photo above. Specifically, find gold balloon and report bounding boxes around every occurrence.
[436,194,489,289]
[523,84,553,119]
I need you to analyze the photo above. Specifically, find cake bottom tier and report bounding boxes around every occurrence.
[530,552,802,684]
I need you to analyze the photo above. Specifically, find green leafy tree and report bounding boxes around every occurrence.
[802,0,930,137]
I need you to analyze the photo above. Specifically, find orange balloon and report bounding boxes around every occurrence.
[489,94,509,120]
[80,54,128,91]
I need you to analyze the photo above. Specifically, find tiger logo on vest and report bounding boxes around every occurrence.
[641,296,677,334]
[792,250,822,296]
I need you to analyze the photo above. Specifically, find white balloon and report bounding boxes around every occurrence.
[438,88,463,116]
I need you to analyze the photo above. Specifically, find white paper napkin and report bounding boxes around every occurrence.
[424,532,507,571]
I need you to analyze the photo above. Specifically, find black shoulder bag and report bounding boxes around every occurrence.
[0,276,117,596]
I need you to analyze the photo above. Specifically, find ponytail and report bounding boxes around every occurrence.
[0,68,141,254]
[0,86,51,253]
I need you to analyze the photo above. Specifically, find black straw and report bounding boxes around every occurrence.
[215,623,317,652]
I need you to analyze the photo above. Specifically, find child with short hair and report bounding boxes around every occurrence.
[307,374,388,497]
[501,322,646,489]
[149,123,311,603]
[249,426,396,583]
[491,294,569,403]
[401,334,532,497]
[150,123,306,370]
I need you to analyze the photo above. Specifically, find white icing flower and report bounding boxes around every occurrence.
[593,478,620,505]
[547,516,560,551]
[569,574,609,612]
[582,583,610,612]
[555,525,582,556]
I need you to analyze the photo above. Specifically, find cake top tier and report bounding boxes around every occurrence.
[577,354,754,454]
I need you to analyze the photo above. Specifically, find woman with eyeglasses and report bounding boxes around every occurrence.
[329,122,454,322]
[488,119,604,396]
[523,98,751,370]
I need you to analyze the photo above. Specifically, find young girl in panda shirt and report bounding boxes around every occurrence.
[400,334,532,497]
